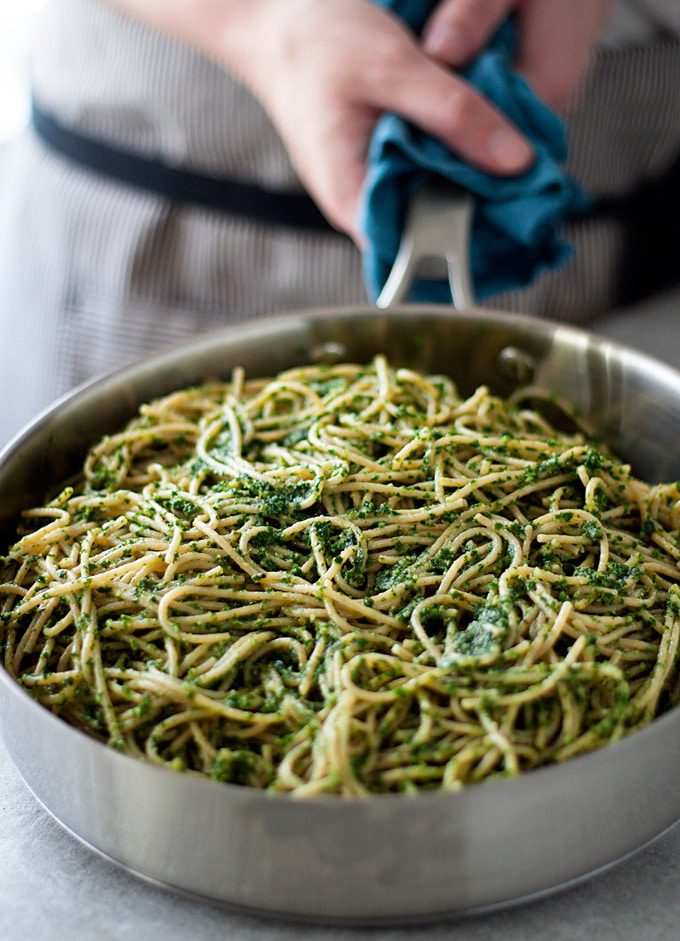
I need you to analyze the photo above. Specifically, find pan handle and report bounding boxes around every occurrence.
[375,180,476,311]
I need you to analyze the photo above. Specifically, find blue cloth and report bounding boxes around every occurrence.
[361,2,588,304]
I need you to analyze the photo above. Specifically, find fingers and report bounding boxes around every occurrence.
[358,36,533,175]
[250,0,536,243]
[422,0,516,67]
[421,0,612,112]
[516,0,613,112]
[296,105,377,238]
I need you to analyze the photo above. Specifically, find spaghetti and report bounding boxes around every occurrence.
[2,356,680,795]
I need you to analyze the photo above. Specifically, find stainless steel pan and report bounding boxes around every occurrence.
[2,303,680,923]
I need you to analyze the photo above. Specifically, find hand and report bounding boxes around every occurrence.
[229,0,535,238]
[422,0,613,114]
[110,0,611,241]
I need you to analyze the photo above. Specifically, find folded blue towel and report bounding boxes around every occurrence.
[361,2,587,304]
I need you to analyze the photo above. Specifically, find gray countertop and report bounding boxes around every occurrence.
[1,286,679,941]
[3,728,680,941]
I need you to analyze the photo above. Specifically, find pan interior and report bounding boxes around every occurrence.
[1,306,679,537]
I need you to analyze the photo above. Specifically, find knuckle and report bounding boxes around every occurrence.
[441,0,507,30]
[368,35,415,86]
[447,88,484,132]
[431,0,467,30]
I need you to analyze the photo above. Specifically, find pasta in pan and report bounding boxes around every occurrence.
[1,356,679,795]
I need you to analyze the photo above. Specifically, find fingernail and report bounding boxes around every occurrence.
[423,23,473,64]
[487,129,534,172]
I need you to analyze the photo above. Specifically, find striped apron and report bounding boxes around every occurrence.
[0,0,679,444]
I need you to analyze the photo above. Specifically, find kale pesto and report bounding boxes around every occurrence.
[2,356,680,796]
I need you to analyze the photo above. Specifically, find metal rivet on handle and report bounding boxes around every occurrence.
[498,347,537,386]
[310,341,347,364]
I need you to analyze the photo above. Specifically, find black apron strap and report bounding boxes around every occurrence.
[31,97,340,235]
[30,96,680,308]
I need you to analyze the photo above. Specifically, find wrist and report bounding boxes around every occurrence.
[109,0,278,82]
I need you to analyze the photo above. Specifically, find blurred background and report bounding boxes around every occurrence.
[0,0,678,433]
[0,1,45,177]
